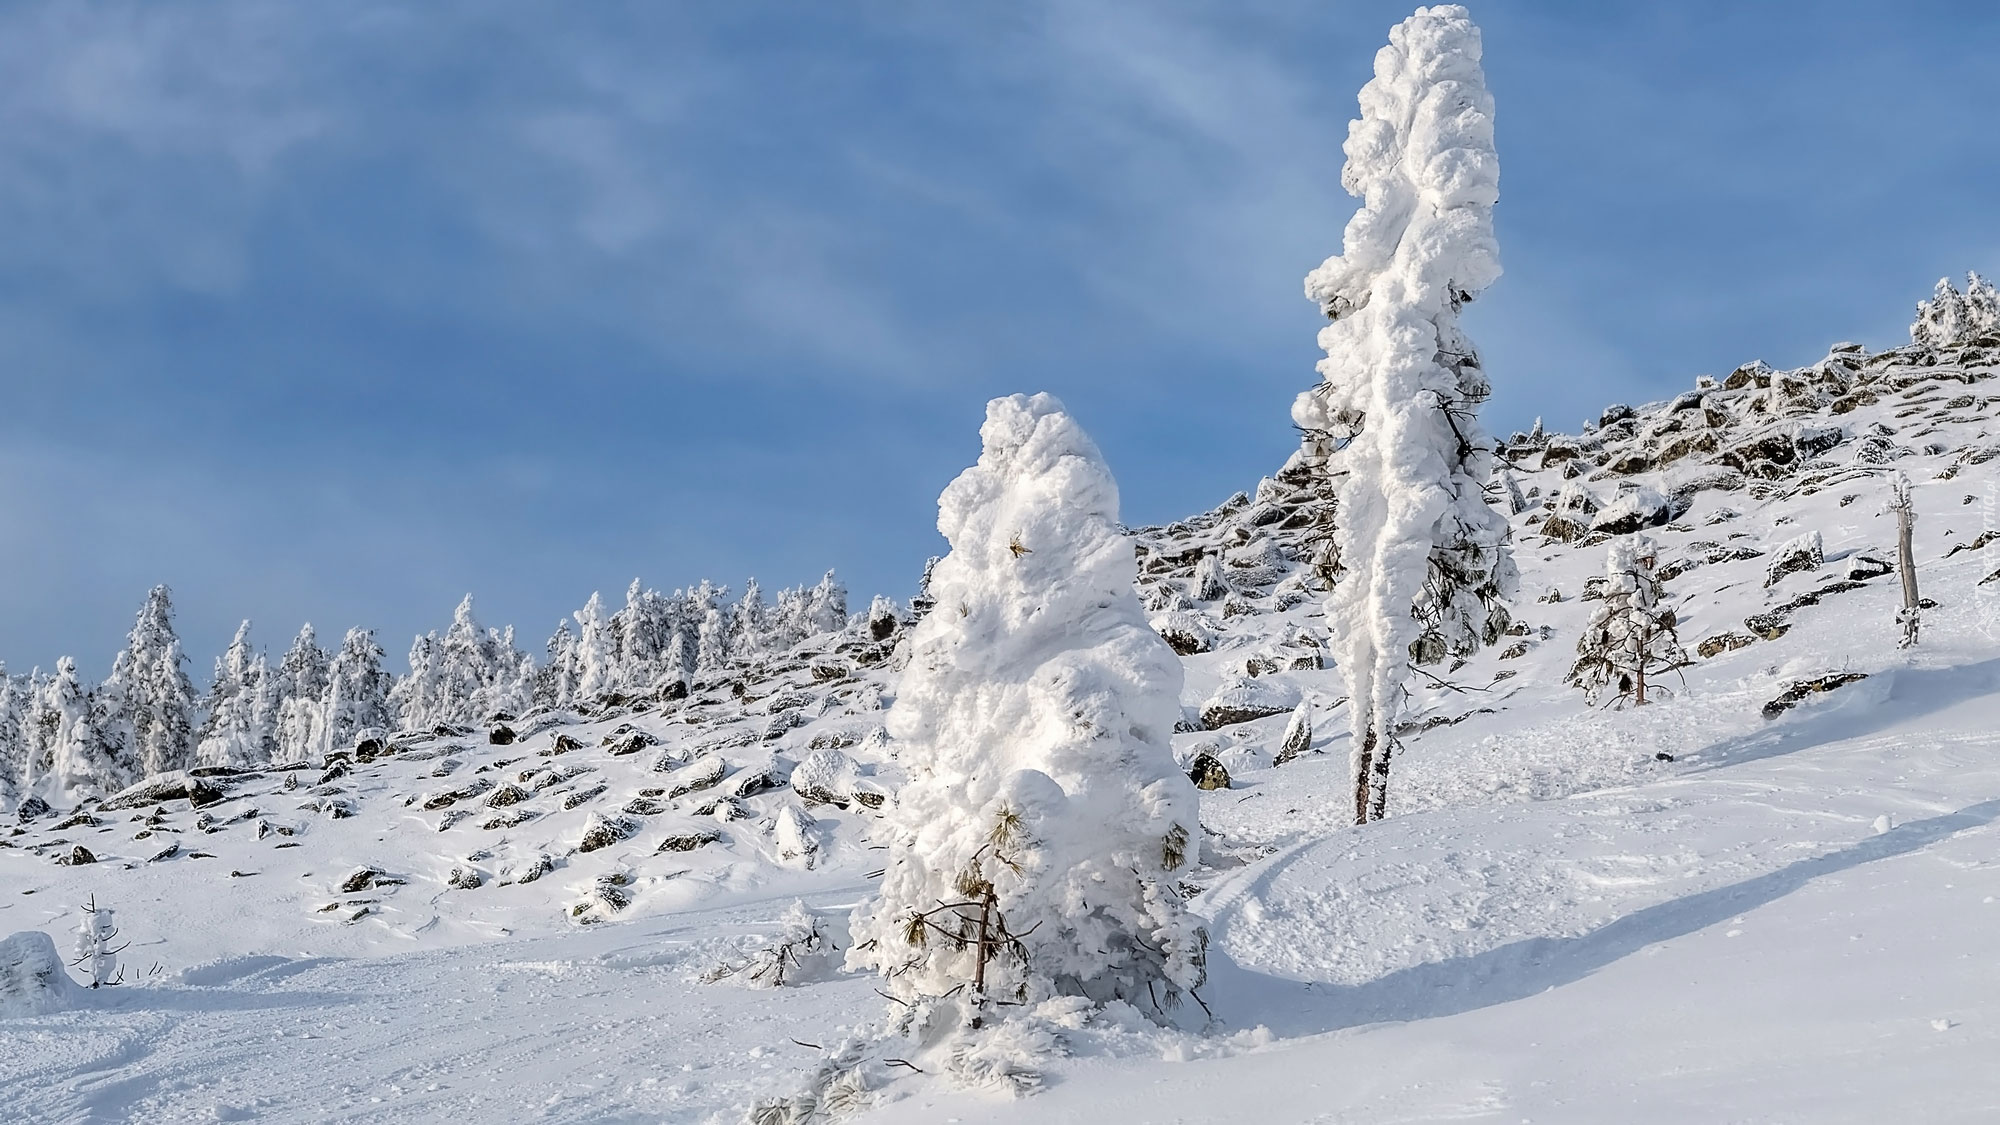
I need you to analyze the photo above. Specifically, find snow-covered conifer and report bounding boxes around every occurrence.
[1290,5,1515,824]
[659,628,693,693]
[0,669,23,809]
[1568,536,1685,706]
[198,622,275,768]
[1912,272,2000,348]
[848,393,1207,1037]
[574,593,618,702]
[695,604,729,674]
[806,571,847,635]
[390,632,440,730]
[106,586,199,778]
[614,580,671,688]
[46,658,120,801]
[317,629,392,757]
[272,624,330,762]
[729,579,767,661]
[19,668,56,792]
[538,620,580,709]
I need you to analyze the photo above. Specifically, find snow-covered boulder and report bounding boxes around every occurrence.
[1,931,80,1017]
[1199,674,1302,729]
[1590,486,1674,536]
[1149,610,1214,656]
[1765,531,1825,588]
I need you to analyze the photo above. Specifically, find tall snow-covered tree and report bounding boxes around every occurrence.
[0,668,23,809]
[538,620,580,708]
[107,585,199,778]
[1567,536,1685,706]
[435,594,506,721]
[729,579,767,662]
[573,593,618,702]
[1290,5,1515,825]
[272,625,330,762]
[849,393,1207,1041]
[20,668,56,792]
[197,622,274,768]
[46,658,120,802]
[806,570,847,635]
[614,579,673,688]
[695,604,729,674]
[317,628,392,756]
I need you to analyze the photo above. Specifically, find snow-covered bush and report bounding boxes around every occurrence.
[1289,4,1516,824]
[703,901,839,988]
[1568,536,1686,707]
[848,393,1207,1046]
[1911,271,2000,348]
[70,895,125,988]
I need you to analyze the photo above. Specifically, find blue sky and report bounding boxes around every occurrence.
[2,1,1996,678]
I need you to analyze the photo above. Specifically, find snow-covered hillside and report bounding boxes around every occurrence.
[5,291,2000,1121]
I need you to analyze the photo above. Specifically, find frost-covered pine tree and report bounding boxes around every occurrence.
[537,620,580,709]
[390,632,440,729]
[46,658,120,802]
[614,579,671,688]
[573,593,618,702]
[1567,536,1685,706]
[315,628,392,757]
[436,594,501,720]
[19,668,56,792]
[729,579,767,662]
[272,624,330,762]
[807,570,848,635]
[1290,5,1515,824]
[197,622,275,768]
[848,393,1207,1040]
[107,585,199,778]
[0,668,23,810]
[695,603,729,674]
[1912,272,2000,348]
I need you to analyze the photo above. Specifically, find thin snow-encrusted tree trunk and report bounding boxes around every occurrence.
[1892,473,1920,648]
[1293,5,1515,825]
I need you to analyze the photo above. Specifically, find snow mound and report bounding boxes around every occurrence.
[0,930,80,1017]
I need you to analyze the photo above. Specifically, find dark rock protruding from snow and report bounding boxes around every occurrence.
[1761,672,1869,719]
[1186,753,1231,791]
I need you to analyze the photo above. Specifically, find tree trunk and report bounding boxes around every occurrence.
[1897,507,1920,611]
[1367,735,1394,822]
[1634,621,1648,706]
[1352,726,1375,826]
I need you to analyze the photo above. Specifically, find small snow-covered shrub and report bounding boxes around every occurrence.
[70,895,124,988]
[1912,272,2000,348]
[704,901,840,989]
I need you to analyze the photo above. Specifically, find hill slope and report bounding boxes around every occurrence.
[6,324,2000,1122]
